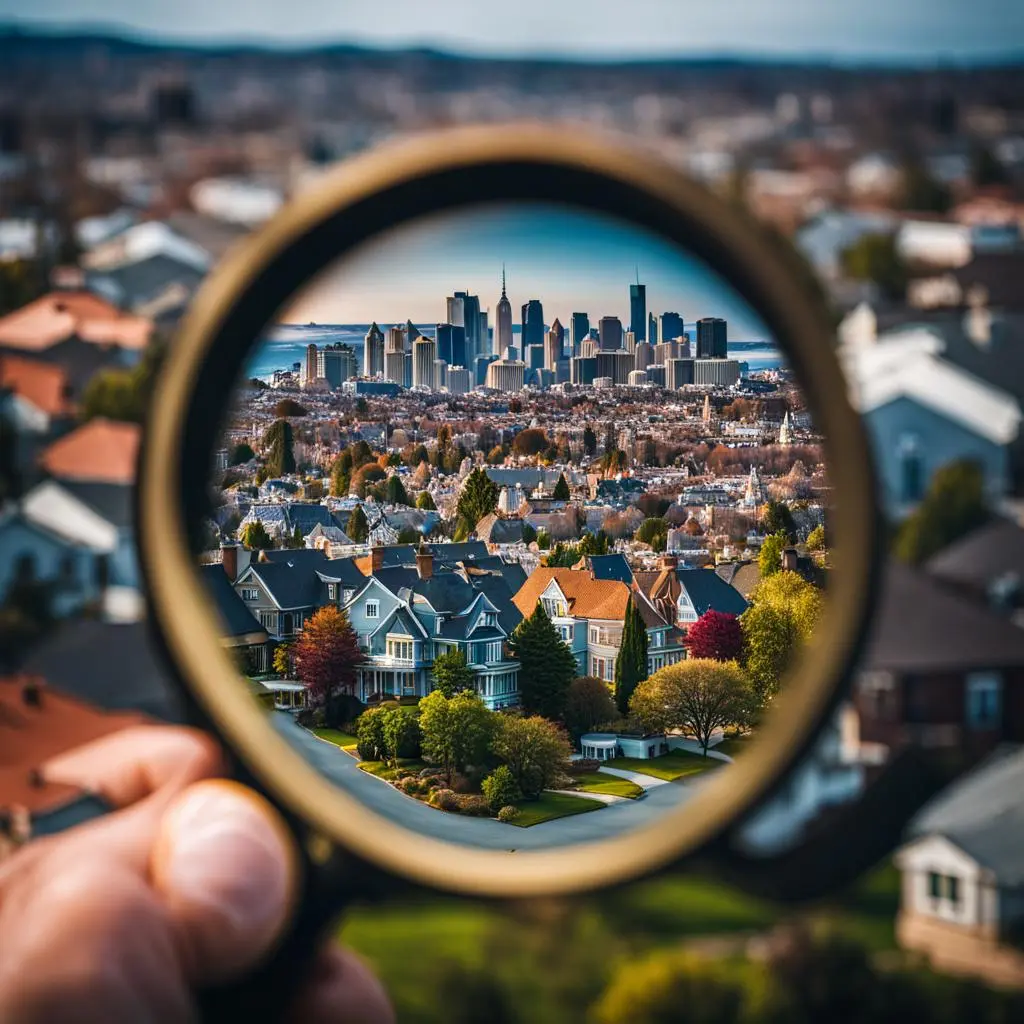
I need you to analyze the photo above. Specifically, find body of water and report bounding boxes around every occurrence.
[246,325,783,379]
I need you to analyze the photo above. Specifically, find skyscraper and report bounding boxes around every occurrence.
[412,336,437,389]
[478,310,489,356]
[624,330,636,353]
[546,318,564,370]
[364,323,384,377]
[385,327,405,353]
[384,350,405,385]
[696,317,728,359]
[318,344,356,387]
[629,277,647,342]
[485,356,525,393]
[447,292,481,364]
[648,312,658,344]
[495,267,513,357]
[571,312,590,357]
[598,316,623,351]
[435,323,466,367]
[447,366,471,395]
[521,298,544,355]
[304,343,318,385]
[658,312,685,344]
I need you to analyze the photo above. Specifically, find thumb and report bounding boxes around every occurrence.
[150,779,300,985]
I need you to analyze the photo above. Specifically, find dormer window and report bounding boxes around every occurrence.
[328,583,337,601]
[366,600,379,619]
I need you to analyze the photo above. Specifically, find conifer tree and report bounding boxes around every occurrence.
[509,602,577,720]
[614,597,649,715]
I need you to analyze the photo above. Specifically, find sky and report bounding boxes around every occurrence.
[280,202,771,340]
[2,1,1022,62]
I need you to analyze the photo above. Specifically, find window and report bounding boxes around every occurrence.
[365,600,379,619]
[328,583,337,601]
[898,435,924,504]
[542,598,566,618]
[59,554,75,580]
[966,672,1002,729]
[387,638,413,661]
[343,589,354,604]
[590,627,598,644]
[928,871,961,908]
[485,641,502,663]
[241,588,259,602]
[559,625,572,642]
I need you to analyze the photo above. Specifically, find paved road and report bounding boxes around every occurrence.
[273,713,698,851]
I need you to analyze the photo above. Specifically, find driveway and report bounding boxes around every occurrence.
[596,765,671,789]
[273,713,699,851]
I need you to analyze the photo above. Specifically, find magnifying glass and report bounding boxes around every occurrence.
[137,123,881,1018]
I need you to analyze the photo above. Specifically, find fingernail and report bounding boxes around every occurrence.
[153,780,297,979]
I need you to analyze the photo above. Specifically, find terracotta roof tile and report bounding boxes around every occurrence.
[39,418,140,484]
[512,567,632,622]
[0,354,73,416]
[0,291,151,352]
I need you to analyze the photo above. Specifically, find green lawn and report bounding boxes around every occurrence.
[569,771,643,799]
[510,791,604,826]
[357,758,427,781]
[609,749,724,782]
[311,727,358,749]
[713,735,754,759]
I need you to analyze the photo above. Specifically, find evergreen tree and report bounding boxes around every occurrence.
[509,602,577,720]
[762,500,796,543]
[456,467,499,532]
[262,419,296,477]
[582,424,597,457]
[758,531,789,578]
[614,598,648,715]
[385,474,410,506]
[347,505,369,543]
[415,490,436,511]
[552,473,571,501]
[240,520,275,550]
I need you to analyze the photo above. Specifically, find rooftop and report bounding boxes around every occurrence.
[39,419,140,485]
[0,354,74,416]
[0,291,151,352]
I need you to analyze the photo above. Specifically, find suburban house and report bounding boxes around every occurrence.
[238,502,351,544]
[636,555,750,629]
[0,354,76,480]
[343,547,523,709]
[511,564,685,682]
[200,563,271,674]
[895,745,1024,989]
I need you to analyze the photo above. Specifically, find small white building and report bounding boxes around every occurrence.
[580,732,669,761]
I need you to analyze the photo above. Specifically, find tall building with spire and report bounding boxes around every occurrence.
[364,322,384,377]
[779,409,793,446]
[495,266,513,356]
[629,273,647,342]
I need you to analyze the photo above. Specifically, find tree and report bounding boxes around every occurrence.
[582,425,597,457]
[273,397,308,418]
[806,524,826,552]
[636,517,668,552]
[352,462,386,498]
[509,602,577,720]
[385,474,410,506]
[432,647,476,698]
[512,427,548,458]
[230,442,255,465]
[492,714,573,798]
[286,524,304,549]
[630,660,755,755]
[380,704,418,768]
[79,341,165,424]
[894,459,989,565]
[758,531,789,578]
[457,467,499,532]
[240,520,275,550]
[578,531,610,557]
[272,642,293,677]
[762,500,796,543]
[552,473,571,501]
[900,160,952,214]
[685,611,743,662]
[521,523,537,545]
[536,530,552,551]
[614,598,649,715]
[418,689,496,785]
[481,764,521,811]
[330,451,353,497]
[840,233,907,302]
[346,505,369,544]
[416,490,436,511]
[293,606,364,706]
[356,705,386,760]
[396,526,419,544]
[563,676,617,741]
[262,419,296,477]
[740,571,823,703]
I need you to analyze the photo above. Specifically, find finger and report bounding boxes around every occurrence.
[287,946,395,1024]
[150,779,300,985]
[42,725,224,808]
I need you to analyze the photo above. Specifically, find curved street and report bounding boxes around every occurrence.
[273,712,706,851]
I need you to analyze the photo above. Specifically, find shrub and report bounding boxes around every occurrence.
[325,693,366,729]
[455,794,492,817]
[429,788,458,811]
[497,805,519,823]
[481,765,522,811]
[572,758,601,774]
[296,706,324,728]
[520,763,545,800]
[419,767,443,780]
[451,773,475,795]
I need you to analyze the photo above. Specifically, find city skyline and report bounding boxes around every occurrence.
[282,204,773,342]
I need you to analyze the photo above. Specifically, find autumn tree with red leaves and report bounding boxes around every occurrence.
[293,606,365,705]
[684,610,743,662]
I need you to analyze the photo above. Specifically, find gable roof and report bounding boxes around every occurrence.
[243,558,329,611]
[925,517,1024,595]
[676,569,751,617]
[39,419,140,485]
[512,568,632,622]
[865,561,1024,673]
[714,561,762,600]
[903,745,1024,885]
[585,554,635,585]
[58,481,134,530]
[0,354,73,416]
[0,291,151,352]
[200,564,268,641]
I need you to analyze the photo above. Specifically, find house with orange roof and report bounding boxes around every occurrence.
[511,563,685,683]
[38,418,140,485]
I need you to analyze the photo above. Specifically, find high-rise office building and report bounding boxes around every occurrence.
[434,359,447,391]
[646,363,666,387]
[598,316,623,351]
[658,312,685,345]
[648,312,658,344]
[412,336,437,389]
[447,292,481,364]
[666,358,695,390]
[570,356,597,386]
[545,319,564,371]
[596,351,634,385]
[403,351,413,389]
[318,345,356,387]
[693,358,739,386]
[485,356,525,393]
[495,268,513,357]
[629,280,647,342]
[478,310,489,356]
[579,338,598,359]
[385,326,405,353]
[474,354,497,387]
[434,323,466,367]
[447,366,472,395]
[696,317,728,359]
[624,330,636,353]
[571,312,590,356]
[384,350,405,385]
[628,370,649,386]
[526,344,545,373]
[406,320,421,344]
[304,343,318,385]
[635,342,654,371]
[521,298,544,355]
[364,322,384,377]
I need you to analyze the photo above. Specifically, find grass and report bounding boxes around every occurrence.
[569,771,643,799]
[357,758,427,781]
[311,727,358,749]
[509,791,604,826]
[713,735,754,758]
[609,749,724,782]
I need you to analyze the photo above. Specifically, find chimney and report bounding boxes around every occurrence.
[21,676,42,708]
[221,542,238,581]
[659,554,678,571]
[371,544,385,573]
[781,547,799,572]
[416,549,434,580]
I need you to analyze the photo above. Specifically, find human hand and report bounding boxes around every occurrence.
[0,725,393,1023]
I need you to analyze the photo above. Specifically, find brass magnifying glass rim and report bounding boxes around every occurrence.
[138,122,880,899]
